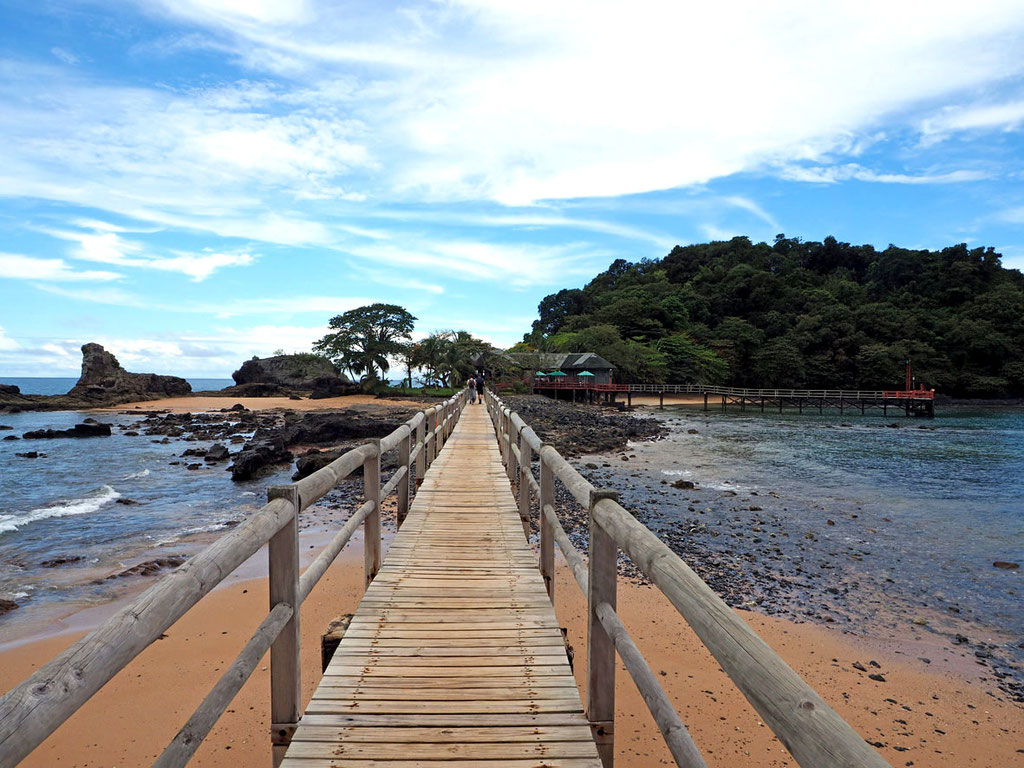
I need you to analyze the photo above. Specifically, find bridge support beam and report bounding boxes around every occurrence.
[539,451,555,602]
[588,489,619,768]
[363,440,381,589]
[267,484,301,768]
[518,430,532,541]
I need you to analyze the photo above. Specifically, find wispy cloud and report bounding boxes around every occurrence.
[50,47,79,65]
[0,253,122,282]
[920,99,1024,142]
[778,164,990,185]
[0,326,19,351]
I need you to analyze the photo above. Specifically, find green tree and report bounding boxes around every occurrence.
[314,303,416,385]
[656,334,729,383]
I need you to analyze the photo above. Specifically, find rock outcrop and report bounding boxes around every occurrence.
[232,354,350,392]
[69,343,191,401]
[0,344,192,411]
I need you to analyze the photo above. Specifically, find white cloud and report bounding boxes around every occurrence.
[50,47,79,65]
[42,225,257,281]
[0,253,122,282]
[778,164,989,185]
[346,239,612,288]
[921,100,1024,141]
[0,326,19,351]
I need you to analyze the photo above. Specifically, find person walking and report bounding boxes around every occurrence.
[467,376,477,404]
[475,373,485,404]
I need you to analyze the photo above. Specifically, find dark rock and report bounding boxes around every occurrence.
[23,422,112,439]
[115,498,139,505]
[994,561,1019,570]
[205,443,230,462]
[124,431,139,436]
[0,385,20,397]
[293,448,344,480]
[15,451,43,458]
[0,598,18,616]
[214,382,288,398]
[40,555,85,568]
[288,394,303,400]
[186,463,202,470]
[103,555,188,579]
[68,343,191,401]
[0,424,12,430]
[687,428,699,434]
[181,447,208,457]
[852,661,867,671]
[309,374,358,399]
[232,354,344,390]
[868,673,886,682]
[3,435,19,440]
[229,434,293,481]
[671,479,695,490]
[749,505,762,511]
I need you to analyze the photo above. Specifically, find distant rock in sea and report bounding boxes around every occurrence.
[221,353,356,398]
[0,343,192,412]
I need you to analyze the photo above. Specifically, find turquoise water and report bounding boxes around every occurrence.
[0,377,234,395]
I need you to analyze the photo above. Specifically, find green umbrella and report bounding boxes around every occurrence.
[536,371,548,376]
[577,370,595,377]
[549,370,567,377]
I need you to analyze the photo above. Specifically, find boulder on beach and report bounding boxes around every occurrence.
[0,598,18,616]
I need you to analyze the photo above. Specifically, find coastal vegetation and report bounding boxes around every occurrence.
[520,235,1024,397]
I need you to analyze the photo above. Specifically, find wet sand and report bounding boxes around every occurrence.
[93,393,431,414]
[628,393,706,407]
[1,553,1020,767]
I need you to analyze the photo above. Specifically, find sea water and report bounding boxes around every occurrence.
[613,405,1024,656]
[0,377,234,395]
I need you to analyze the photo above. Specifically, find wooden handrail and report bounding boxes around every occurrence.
[486,390,890,768]
[0,392,466,767]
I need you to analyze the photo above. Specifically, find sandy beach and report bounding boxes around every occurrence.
[2,549,1020,767]
[93,393,432,414]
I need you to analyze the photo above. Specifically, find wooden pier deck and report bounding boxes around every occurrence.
[280,403,601,767]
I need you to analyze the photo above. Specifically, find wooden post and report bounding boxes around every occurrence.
[415,415,426,485]
[397,428,411,529]
[539,450,555,602]
[588,489,619,767]
[703,392,708,411]
[267,485,301,767]
[363,439,381,589]
[518,430,532,541]
[428,408,437,467]
[659,391,664,409]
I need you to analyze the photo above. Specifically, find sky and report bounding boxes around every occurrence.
[2,1,1024,377]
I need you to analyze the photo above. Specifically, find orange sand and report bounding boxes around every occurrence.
[93,393,431,414]
[2,554,1019,767]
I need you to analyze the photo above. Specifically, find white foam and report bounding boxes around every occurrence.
[124,469,151,480]
[0,485,120,535]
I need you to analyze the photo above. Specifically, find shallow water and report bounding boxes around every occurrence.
[590,404,1023,678]
[0,409,292,616]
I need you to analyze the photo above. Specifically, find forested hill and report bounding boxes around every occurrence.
[519,235,1024,397]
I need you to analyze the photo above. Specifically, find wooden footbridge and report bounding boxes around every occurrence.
[0,393,891,767]
[533,381,936,417]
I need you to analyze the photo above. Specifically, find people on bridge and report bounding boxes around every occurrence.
[467,376,477,404]
[475,373,485,403]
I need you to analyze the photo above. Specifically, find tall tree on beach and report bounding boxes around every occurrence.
[314,303,416,384]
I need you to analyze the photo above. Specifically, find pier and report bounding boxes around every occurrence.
[532,381,936,416]
[0,393,890,767]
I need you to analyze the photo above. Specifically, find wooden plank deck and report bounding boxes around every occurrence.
[281,403,601,767]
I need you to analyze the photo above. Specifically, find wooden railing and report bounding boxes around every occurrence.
[485,390,890,768]
[536,381,934,399]
[0,393,467,768]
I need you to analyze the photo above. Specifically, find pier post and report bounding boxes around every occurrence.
[267,484,301,767]
[415,412,426,484]
[659,391,664,409]
[363,439,381,589]
[397,428,411,528]
[587,489,619,767]
[703,392,708,411]
[539,450,555,601]
[518,431,532,541]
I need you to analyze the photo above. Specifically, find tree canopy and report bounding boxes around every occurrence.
[314,303,416,384]
[523,235,1024,396]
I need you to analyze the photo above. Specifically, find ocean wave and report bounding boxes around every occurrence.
[124,469,151,480]
[0,485,121,534]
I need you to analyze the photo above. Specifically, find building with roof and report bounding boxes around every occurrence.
[506,351,616,385]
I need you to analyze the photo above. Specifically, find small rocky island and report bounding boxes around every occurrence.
[0,343,191,412]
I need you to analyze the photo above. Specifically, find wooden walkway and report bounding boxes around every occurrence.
[280,403,601,767]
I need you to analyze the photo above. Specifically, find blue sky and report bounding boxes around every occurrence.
[3,1,1024,377]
